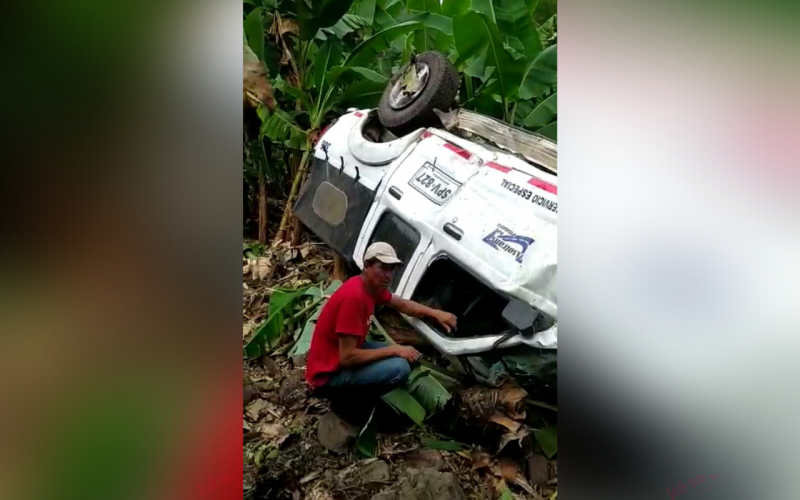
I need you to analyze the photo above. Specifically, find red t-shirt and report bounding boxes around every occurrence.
[305,276,392,388]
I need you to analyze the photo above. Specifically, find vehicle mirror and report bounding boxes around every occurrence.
[502,299,538,337]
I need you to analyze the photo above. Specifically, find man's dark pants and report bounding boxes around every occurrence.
[315,341,411,423]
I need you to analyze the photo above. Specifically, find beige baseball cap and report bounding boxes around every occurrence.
[364,242,403,265]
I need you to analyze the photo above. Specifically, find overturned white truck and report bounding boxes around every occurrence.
[293,52,557,393]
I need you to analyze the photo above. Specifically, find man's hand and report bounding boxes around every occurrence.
[391,345,421,363]
[433,311,458,333]
[387,296,458,333]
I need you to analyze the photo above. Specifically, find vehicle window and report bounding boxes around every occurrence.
[368,211,420,292]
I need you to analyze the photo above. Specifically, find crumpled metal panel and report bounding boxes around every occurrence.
[435,108,557,174]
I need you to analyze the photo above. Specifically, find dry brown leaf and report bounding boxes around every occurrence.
[499,458,520,481]
[243,419,251,431]
[271,16,298,37]
[300,470,322,484]
[460,385,499,421]
[471,451,493,471]
[512,475,536,495]
[508,410,527,422]
[497,428,530,454]
[243,42,275,110]
[499,383,528,406]
[300,245,311,259]
[256,422,289,445]
[305,485,334,500]
[243,322,256,339]
[245,399,268,421]
[490,412,522,432]
[247,257,272,280]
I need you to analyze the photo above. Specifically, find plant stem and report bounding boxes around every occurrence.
[285,296,325,325]
[509,102,518,126]
[273,148,311,245]
[371,317,397,346]
[258,140,271,244]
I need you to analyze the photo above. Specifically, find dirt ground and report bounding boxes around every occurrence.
[243,237,557,500]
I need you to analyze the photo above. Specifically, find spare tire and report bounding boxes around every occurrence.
[377,51,458,135]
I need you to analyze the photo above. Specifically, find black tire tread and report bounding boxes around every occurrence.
[377,51,459,135]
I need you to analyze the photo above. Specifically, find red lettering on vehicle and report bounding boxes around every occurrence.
[443,143,471,159]
[486,162,512,173]
[528,177,557,195]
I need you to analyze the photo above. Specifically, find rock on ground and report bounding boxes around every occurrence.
[317,411,358,452]
[279,370,308,408]
[527,454,549,485]
[402,450,444,471]
[361,460,391,483]
[370,468,466,500]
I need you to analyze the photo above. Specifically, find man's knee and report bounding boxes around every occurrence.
[383,357,411,384]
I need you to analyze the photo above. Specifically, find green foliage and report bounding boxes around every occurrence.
[356,408,379,456]
[406,367,452,414]
[522,92,556,129]
[259,107,309,150]
[343,21,425,67]
[242,0,558,214]
[244,8,266,61]
[297,0,359,40]
[534,424,557,458]
[382,388,427,426]
[454,11,525,117]
[520,44,557,100]
[244,287,310,358]
[289,280,343,357]
[420,437,468,451]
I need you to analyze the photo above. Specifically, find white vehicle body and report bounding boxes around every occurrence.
[294,110,557,356]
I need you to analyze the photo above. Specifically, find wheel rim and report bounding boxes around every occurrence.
[388,63,430,110]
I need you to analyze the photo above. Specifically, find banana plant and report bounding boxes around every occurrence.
[451,0,557,138]
[254,0,451,243]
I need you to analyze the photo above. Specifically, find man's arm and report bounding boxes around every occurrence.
[339,335,420,368]
[388,296,458,333]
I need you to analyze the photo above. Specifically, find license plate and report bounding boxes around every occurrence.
[409,162,461,204]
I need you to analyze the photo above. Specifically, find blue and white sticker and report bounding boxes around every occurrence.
[482,224,534,264]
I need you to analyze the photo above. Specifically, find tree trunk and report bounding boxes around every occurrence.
[257,168,268,245]
[333,255,347,281]
[290,217,303,246]
[257,140,272,245]
[273,149,310,246]
[289,167,310,246]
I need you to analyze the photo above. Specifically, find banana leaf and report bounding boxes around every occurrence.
[421,437,467,451]
[355,407,378,456]
[297,0,358,40]
[406,367,452,414]
[537,121,556,141]
[382,388,426,427]
[519,43,557,100]
[244,7,265,62]
[534,424,557,458]
[523,92,556,129]
[244,287,309,358]
[289,280,343,357]
[313,38,343,93]
[258,107,309,150]
[344,21,425,68]
[453,11,525,101]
